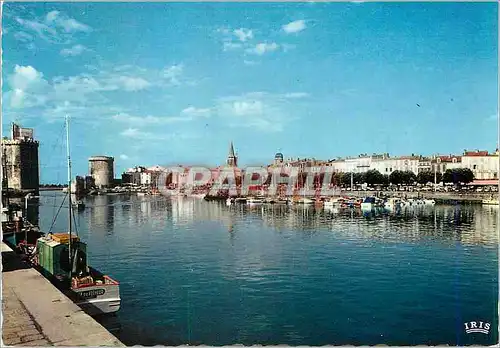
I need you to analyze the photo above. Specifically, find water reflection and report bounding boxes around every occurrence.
[38,193,498,248]
[36,192,498,346]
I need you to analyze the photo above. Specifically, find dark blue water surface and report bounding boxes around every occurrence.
[37,192,498,346]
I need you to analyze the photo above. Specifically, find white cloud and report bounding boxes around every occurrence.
[120,127,185,141]
[219,26,292,58]
[52,75,107,102]
[44,10,91,33]
[223,42,243,51]
[283,92,309,99]
[117,76,151,91]
[216,92,305,132]
[246,42,279,56]
[15,17,57,42]
[181,106,211,118]
[282,20,306,34]
[7,65,50,108]
[121,128,143,138]
[14,10,91,44]
[231,100,264,116]
[217,94,283,132]
[45,11,59,23]
[243,60,259,66]
[114,113,196,125]
[60,44,87,56]
[233,28,253,42]
[9,65,45,90]
[113,106,210,127]
[10,89,26,108]
[119,154,129,160]
[113,113,163,124]
[13,31,33,43]
[5,63,191,112]
[41,102,121,123]
[57,18,91,33]
[282,43,297,53]
[162,64,184,85]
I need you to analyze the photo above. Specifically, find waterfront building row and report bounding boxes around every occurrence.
[118,142,499,190]
[271,149,499,180]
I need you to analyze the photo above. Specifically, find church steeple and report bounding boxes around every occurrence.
[227,141,237,167]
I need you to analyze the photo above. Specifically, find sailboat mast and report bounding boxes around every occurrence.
[66,116,72,278]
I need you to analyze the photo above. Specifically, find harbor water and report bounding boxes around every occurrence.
[37,192,498,346]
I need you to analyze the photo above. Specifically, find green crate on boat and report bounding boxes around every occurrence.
[37,235,87,279]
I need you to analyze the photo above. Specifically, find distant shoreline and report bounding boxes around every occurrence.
[39,187,64,191]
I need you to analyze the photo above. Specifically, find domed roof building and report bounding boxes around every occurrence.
[274,152,284,165]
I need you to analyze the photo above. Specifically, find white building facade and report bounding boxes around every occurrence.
[461,150,499,180]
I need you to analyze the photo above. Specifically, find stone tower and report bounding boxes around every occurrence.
[2,123,39,193]
[226,141,238,167]
[89,156,114,188]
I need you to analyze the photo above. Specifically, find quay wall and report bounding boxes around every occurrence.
[343,190,494,204]
[2,243,124,346]
[203,190,495,204]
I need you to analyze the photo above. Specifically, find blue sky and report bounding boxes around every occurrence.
[2,2,498,183]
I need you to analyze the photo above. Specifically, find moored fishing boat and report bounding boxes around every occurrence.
[28,116,121,316]
[35,233,121,315]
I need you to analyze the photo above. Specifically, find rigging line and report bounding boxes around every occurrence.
[48,194,67,234]
[72,204,79,236]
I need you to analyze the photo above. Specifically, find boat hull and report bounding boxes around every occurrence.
[72,283,121,316]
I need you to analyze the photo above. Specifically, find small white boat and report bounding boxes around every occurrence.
[247,197,264,205]
[361,197,376,211]
[226,198,233,206]
[482,198,499,205]
[401,200,412,207]
[423,199,435,205]
[296,198,314,205]
[324,205,339,214]
[324,197,342,208]
[384,198,401,210]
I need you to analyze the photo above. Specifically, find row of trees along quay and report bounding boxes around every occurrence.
[260,168,475,188]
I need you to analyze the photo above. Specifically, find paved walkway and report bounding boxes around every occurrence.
[2,288,52,346]
[2,242,124,347]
